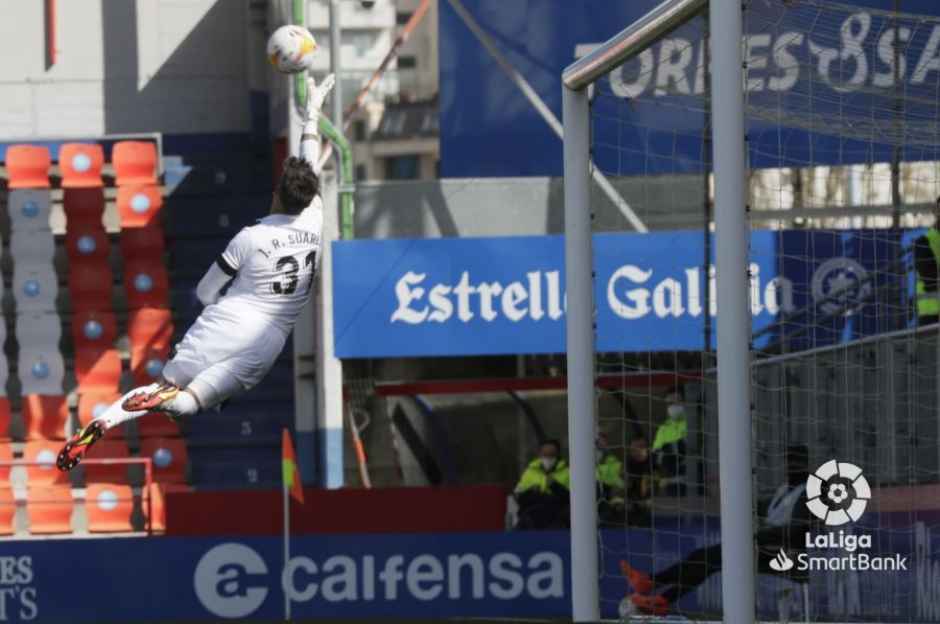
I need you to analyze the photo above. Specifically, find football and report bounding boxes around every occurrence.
[267,24,318,74]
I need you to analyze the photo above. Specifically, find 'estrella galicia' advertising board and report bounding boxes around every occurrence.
[2,520,939,622]
[440,0,940,177]
[332,230,908,358]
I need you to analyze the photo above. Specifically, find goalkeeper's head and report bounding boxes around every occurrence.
[273,156,319,215]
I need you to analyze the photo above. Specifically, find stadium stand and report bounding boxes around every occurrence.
[81,440,131,484]
[26,485,73,534]
[0,444,12,486]
[5,145,50,189]
[0,488,14,535]
[139,437,188,484]
[112,141,158,187]
[77,392,125,439]
[117,185,163,228]
[21,441,67,485]
[85,483,135,533]
[59,144,104,188]
[22,394,69,441]
[0,399,10,442]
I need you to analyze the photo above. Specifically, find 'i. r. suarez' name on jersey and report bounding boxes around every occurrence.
[259,230,321,258]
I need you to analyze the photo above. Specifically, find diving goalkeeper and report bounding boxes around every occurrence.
[57,74,336,471]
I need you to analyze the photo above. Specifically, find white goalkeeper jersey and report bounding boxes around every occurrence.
[209,203,323,338]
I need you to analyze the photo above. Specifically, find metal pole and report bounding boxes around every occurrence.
[562,85,599,622]
[709,1,756,622]
[329,0,342,129]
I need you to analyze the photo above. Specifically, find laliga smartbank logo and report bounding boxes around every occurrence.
[770,460,907,574]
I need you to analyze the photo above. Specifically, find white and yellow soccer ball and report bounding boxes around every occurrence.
[267,25,318,74]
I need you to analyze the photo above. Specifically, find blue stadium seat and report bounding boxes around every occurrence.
[188,445,280,489]
[239,361,294,402]
[184,401,291,443]
[169,238,229,280]
[164,196,267,239]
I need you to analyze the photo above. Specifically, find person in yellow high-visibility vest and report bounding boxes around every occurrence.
[595,433,626,525]
[513,439,570,529]
[914,197,940,325]
[652,388,688,497]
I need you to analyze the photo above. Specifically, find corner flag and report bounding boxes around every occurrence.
[282,428,304,504]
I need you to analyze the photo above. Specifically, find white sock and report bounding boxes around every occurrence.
[95,383,162,429]
[162,390,200,418]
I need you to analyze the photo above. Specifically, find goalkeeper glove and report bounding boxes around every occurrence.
[302,73,336,134]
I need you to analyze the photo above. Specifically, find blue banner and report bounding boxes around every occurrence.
[332,230,909,358]
[4,519,940,622]
[440,0,940,177]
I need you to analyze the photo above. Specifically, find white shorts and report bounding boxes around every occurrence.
[161,313,287,409]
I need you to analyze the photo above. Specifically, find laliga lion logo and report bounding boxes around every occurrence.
[810,257,871,317]
[194,543,269,618]
[806,460,871,526]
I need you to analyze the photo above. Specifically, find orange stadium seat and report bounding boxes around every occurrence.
[26,485,73,534]
[82,440,131,484]
[59,143,104,188]
[74,349,122,393]
[21,441,66,485]
[0,488,15,535]
[128,308,173,350]
[0,443,12,486]
[112,141,158,187]
[68,262,114,312]
[6,145,51,189]
[65,225,109,262]
[0,398,10,442]
[130,344,170,387]
[62,188,105,225]
[117,185,163,228]
[123,261,169,309]
[77,393,125,439]
[22,395,69,441]
[120,225,165,258]
[139,438,187,483]
[85,483,134,532]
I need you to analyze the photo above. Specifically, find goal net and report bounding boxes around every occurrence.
[566,0,940,620]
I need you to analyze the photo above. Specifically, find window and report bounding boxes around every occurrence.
[354,120,367,142]
[398,56,417,69]
[355,164,367,181]
[385,155,420,180]
[396,11,413,25]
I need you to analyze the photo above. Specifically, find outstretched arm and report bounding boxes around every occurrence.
[299,73,336,176]
[195,262,232,306]
[197,229,251,306]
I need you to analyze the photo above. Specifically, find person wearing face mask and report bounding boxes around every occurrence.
[652,388,688,497]
[595,433,626,525]
[513,439,570,530]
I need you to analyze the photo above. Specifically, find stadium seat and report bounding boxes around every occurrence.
[170,238,229,279]
[77,392,125,439]
[72,311,117,352]
[15,312,62,354]
[6,145,51,189]
[74,349,122,393]
[164,196,262,239]
[22,395,69,441]
[123,261,169,309]
[0,488,15,535]
[0,399,10,442]
[130,344,169,387]
[188,446,280,489]
[136,413,181,439]
[8,190,52,232]
[68,262,114,312]
[143,483,191,532]
[85,483,134,532]
[240,362,294,402]
[10,229,54,265]
[21,440,66,485]
[82,440,131,484]
[17,349,65,396]
[59,143,104,188]
[117,185,163,228]
[184,401,290,443]
[65,225,110,262]
[128,307,173,350]
[13,266,58,312]
[0,442,12,486]
[139,438,187,484]
[120,225,165,259]
[62,188,105,226]
[112,141,158,187]
[26,485,73,534]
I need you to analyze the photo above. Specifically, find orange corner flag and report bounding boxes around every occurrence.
[282,428,304,504]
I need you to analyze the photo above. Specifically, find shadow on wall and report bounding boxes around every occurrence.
[100,1,254,139]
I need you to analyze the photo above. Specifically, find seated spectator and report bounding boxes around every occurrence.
[513,439,570,530]
[596,433,626,525]
[653,388,688,496]
[625,435,653,527]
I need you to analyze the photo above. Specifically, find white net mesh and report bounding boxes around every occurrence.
[584,1,940,620]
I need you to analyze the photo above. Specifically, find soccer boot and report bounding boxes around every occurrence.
[620,560,654,595]
[122,383,180,412]
[57,420,106,472]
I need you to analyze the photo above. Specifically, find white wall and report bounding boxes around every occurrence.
[0,0,254,139]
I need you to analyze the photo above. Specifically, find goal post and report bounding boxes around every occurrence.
[562,0,755,620]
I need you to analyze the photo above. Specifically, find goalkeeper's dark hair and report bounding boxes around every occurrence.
[277,156,319,215]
